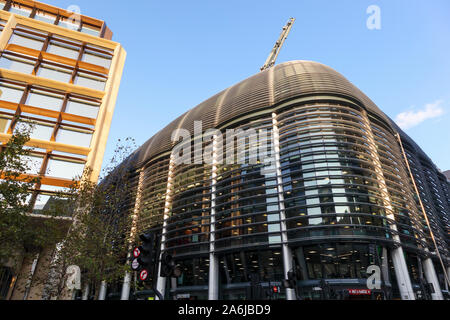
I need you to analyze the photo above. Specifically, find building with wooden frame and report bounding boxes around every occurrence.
[0,0,126,300]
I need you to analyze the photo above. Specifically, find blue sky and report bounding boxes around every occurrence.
[49,0,450,171]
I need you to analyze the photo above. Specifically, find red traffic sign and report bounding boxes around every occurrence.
[139,269,148,281]
[133,247,141,258]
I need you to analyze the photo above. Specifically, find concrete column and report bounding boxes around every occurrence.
[23,253,40,300]
[98,281,107,300]
[208,135,219,300]
[295,247,309,281]
[381,247,390,284]
[156,154,176,299]
[360,110,415,300]
[10,254,37,300]
[272,113,295,300]
[390,246,415,300]
[81,283,90,300]
[447,267,450,291]
[422,257,443,300]
[170,278,177,300]
[120,272,132,300]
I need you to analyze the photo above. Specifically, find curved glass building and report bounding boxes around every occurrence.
[119,61,449,300]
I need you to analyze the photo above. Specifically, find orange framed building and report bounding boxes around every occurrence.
[0,0,126,300]
[0,0,126,214]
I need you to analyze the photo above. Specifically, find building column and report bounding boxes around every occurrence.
[121,169,145,300]
[271,113,295,300]
[27,247,56,300]
[361,110,415,300]
[447,267,450,292]
[98,281,107,300]
[10,253,38,300]
[422,257,443,300]
[295,247,309,281]
[208,135,220,300]
[390,246,415,300]
[156,154,176,299]
[81,283,90,300]
[381,247,390,285]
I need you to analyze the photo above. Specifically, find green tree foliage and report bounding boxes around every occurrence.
[0,122,40,263]
[45,138,138,299]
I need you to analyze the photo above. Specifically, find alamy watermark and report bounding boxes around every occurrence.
[367,5,381,30]
[171,121,277,176]
[66,5,82,31]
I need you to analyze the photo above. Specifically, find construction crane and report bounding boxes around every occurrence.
[260,18,296,72]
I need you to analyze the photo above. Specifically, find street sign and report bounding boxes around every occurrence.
[133,247,141,258]
[348,289,371,295]
[139,269,148,281]
[131,258,140,271]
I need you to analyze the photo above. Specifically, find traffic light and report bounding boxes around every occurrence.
[160,251,182,278]
[131,231,158,283]
[265,285,281,299]
[271,286,281,294]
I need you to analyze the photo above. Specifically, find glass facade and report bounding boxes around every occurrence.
[115,61,448,300]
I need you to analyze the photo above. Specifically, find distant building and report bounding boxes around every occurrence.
[0,0,126,300]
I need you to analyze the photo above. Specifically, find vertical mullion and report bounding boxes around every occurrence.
[4,1,12,12]
[32,34,50,76]
[30,7,37,19]
[50,93,69,142]
[70,44,85,84]
[54,14,60,26]
[8,84,31,133]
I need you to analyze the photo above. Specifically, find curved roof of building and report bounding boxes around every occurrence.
[129,60,391,168]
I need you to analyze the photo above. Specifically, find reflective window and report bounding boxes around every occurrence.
[20,155,43,175]
[37,63,72,82]
[82,49,112,69]
[303,243,376,279]
[0,53,35,74]
[28,122,54,140]
[33,193,50,212]
[80,24,101,37]
[65,97,100,119]
[57,16,80,31]
[0,1,5,10]
[8,4,32,17]
[26,89,64,111]
[0,82,25,103]
[9,32,45,51]
[74,72,106,91]
[55,127,92,148]
[34,10,57,25]
[0,114,11,133]
[39,185,71,193]
[47,40,80,60]
[46,158,84,180]
[175,257,209,286]
[33,192,70,215]
[219,250,283,284]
